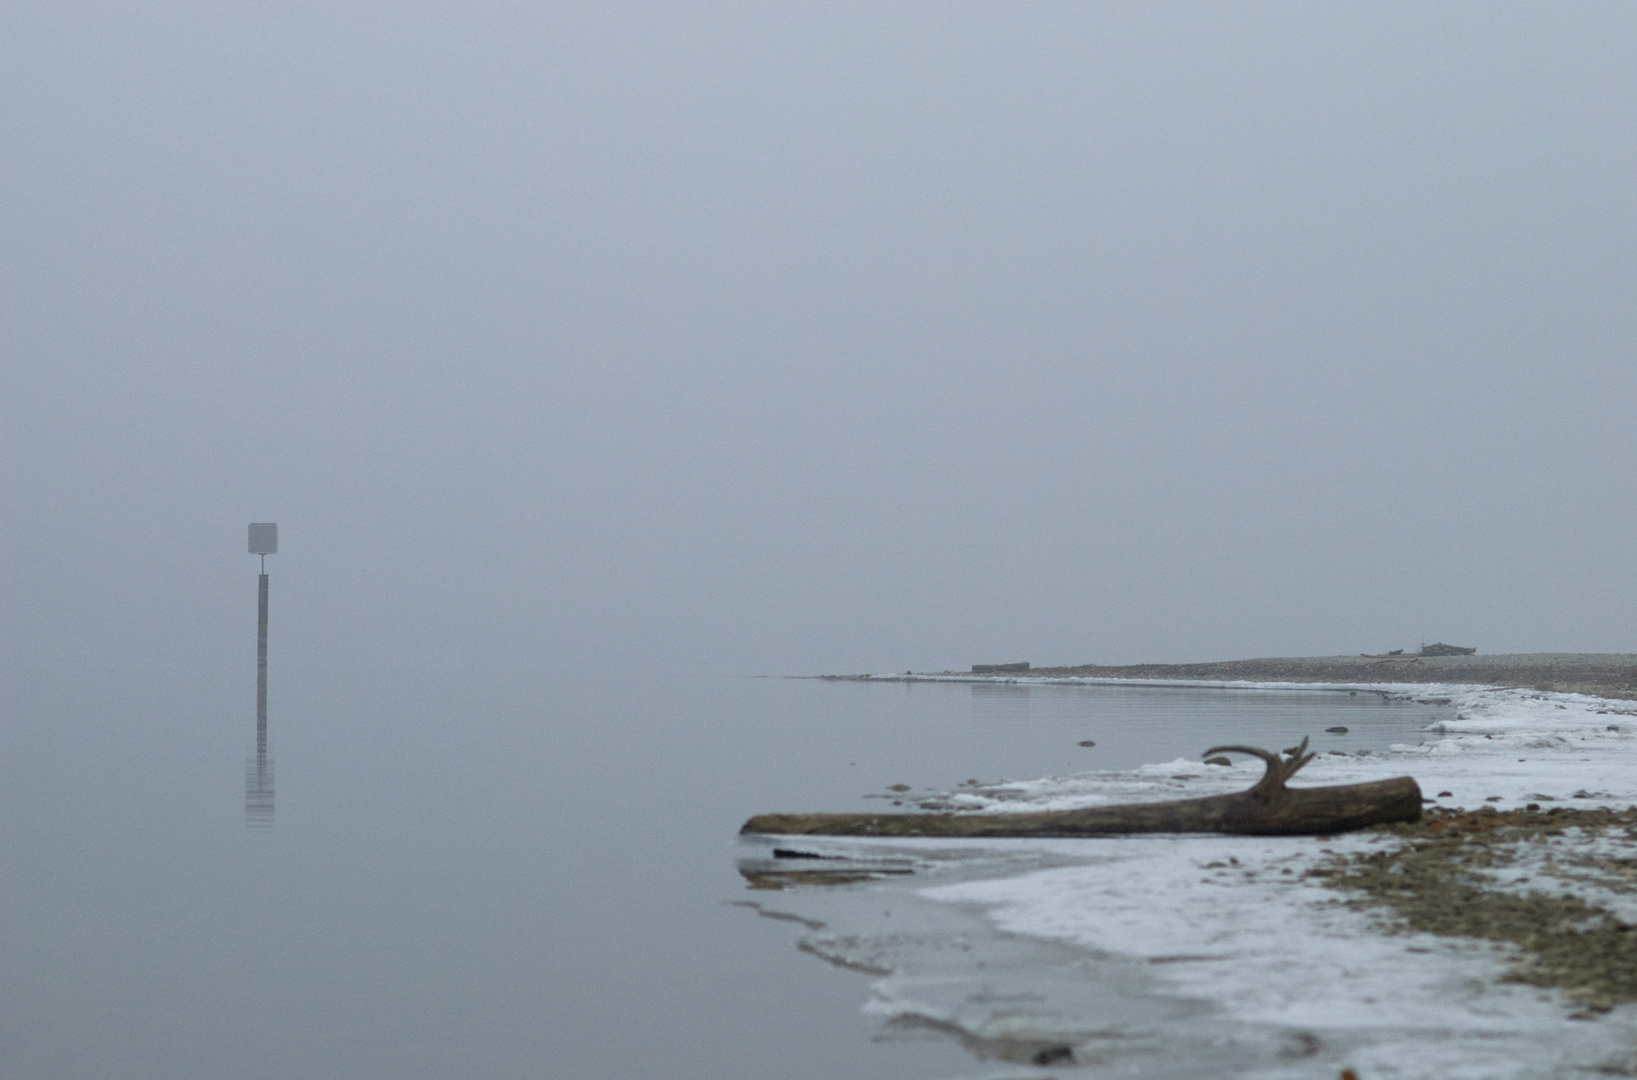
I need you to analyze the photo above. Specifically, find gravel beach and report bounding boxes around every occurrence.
[943,652,1637,699]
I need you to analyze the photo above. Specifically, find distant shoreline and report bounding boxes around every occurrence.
[825,653,1637,700]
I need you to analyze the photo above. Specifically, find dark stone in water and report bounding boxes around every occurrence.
[1077,740,1096,747]
[1326,726,1349,734]
[1204,756,1232,766]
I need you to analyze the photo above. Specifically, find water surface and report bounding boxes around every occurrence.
[0,668,1445,1078]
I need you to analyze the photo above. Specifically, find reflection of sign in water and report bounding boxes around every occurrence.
[246,523,277,827]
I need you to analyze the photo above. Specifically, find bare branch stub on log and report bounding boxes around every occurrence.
[740,737,1421,838]
[1201,737,1317,801]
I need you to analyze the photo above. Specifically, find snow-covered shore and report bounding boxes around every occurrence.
[742,681,1637,1078]
[921,679,1637,816]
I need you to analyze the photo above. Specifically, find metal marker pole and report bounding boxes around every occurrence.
[257,565,268,756]
[246,524,277,827]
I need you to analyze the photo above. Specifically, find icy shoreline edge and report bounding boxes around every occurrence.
[770,670,1637,1076]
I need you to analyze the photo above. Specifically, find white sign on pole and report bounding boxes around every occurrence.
[248,523,278,555]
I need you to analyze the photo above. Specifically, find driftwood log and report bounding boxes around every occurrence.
[741,739,1421,838]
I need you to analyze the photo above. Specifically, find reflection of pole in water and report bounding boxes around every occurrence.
[247,523,277,827]
[246,750,274,826]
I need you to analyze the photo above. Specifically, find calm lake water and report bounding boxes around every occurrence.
[1,667,1447,1079]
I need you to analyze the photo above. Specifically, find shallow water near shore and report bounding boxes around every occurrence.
[1,667,1447,1079]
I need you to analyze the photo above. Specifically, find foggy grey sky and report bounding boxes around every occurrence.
[4,3,1634,677]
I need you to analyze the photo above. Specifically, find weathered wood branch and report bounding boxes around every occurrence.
[741,739,1422,838]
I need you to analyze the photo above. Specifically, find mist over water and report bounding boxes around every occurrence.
[4,4,1637,681]
[5,5,1636,1077]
